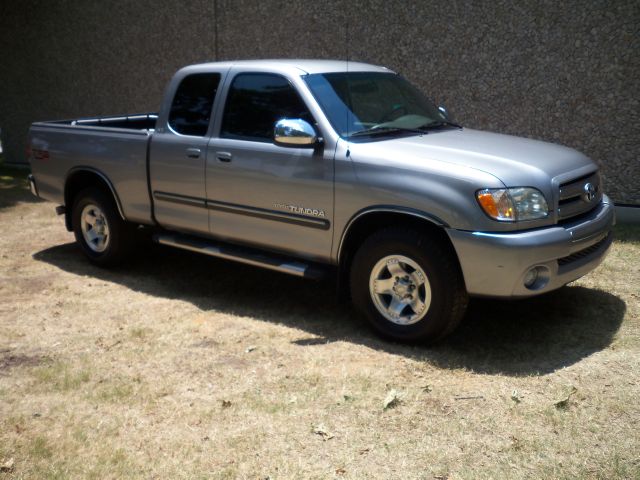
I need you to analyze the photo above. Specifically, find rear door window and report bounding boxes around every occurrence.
[169,73,221,136]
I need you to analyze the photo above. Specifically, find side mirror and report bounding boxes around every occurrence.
[438,105,449,120]
[274,119,320,147]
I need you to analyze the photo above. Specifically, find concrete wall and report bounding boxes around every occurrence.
[1,0,638,204]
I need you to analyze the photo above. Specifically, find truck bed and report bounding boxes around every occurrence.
[29,113,158,225]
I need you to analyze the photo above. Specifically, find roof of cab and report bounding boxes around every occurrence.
[180,59,394,75]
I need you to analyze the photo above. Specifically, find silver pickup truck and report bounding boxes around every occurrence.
[28,59,614,343]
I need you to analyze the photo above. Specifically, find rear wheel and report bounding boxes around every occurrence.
[72,188,134,266]
[350,227,468,343]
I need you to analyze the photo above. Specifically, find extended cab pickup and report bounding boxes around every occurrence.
[28,60,615,342]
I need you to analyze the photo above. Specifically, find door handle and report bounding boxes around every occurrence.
[186,148,201,159]
[217,152,232,163]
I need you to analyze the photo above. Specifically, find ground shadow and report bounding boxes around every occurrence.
[0,353,48,375]
[0,164,43,210]
[33,241,626,376]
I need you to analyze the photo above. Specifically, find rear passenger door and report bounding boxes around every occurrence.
[150,69,226,235]
[206,70,334,261]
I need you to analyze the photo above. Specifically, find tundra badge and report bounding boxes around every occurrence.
[274,203,326,218]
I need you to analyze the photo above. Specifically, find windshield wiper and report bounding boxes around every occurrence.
[348,126,428,138]
[419,120,463,129]
[349,120,462,138]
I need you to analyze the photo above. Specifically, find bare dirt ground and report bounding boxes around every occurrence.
[1,165,639,479]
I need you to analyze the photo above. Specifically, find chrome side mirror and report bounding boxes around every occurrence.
[274,119,319,147]
[438,105,449,120]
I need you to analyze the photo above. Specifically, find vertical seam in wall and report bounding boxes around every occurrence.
[214,0,219,60]
[344,0,349,62]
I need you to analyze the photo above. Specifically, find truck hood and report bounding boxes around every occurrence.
[357,128,596,187]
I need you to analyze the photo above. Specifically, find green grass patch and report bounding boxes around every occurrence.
[32,362,92,393]
[93,379,135,403]
[614,224,640,244]
[0,160,34,208]
[129,326,152,340]
[30,435,54,460]
[0,160,30,182]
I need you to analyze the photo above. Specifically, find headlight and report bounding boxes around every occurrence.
[476,187,548,222]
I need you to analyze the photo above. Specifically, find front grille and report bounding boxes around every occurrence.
[557,171,602,221]
[557,233,611,267]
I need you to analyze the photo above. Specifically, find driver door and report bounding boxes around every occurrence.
[205,70,334,261]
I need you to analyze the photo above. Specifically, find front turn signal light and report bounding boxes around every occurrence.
[476,189,515,221]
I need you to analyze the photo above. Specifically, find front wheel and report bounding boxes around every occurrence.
[72,188,134,266]
[350,227,468,343]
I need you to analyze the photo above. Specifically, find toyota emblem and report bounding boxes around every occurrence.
[582,182,597,202]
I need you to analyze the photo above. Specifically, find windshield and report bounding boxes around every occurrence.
[303,72,454,139]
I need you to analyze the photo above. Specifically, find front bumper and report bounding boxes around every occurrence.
[447,196,615,297]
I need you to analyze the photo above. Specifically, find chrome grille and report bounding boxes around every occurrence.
[557,171,602,221]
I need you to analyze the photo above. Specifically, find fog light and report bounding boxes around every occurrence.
[523,268,539,288]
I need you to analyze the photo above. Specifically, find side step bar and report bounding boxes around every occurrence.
[153,233,327,279]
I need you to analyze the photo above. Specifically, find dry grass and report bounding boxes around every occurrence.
[0,164,638,479]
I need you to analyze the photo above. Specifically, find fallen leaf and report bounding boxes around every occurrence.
[422,385,433,393]
[245,345,257,353]
[383,389,403,410]
[105,339,121,350]
[312,423,334,440]
[511,390,522,403]
[0,458,14,472]
[221,400,232,408]
[335,467,346,475]
[554,386,577,409]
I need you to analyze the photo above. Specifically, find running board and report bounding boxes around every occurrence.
[153,233,327,279]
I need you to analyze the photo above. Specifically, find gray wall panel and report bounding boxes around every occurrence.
[1,0,638,204]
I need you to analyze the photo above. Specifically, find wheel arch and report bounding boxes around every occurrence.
[64,167,125,231]
[337,207,461,292]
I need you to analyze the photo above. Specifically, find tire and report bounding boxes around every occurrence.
[71,187,134,267]
[350,227,468,343]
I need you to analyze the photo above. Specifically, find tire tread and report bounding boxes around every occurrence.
[350,226,468,343]
[71,187,134,267]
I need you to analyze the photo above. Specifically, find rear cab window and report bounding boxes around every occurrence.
[221,73,314,142]
[168,73,221,136]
